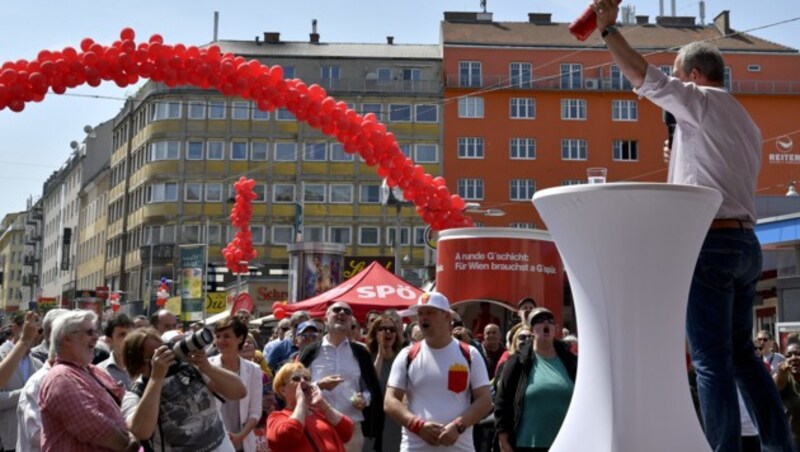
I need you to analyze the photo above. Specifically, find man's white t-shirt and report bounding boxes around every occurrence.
[387,338,490,452]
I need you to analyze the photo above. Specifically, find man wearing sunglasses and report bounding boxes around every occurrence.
[298,302,384,452]
[267,311,310,372]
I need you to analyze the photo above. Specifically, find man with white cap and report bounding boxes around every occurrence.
[385,292,492,451]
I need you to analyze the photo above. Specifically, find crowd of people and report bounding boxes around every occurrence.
[0,290,586,452]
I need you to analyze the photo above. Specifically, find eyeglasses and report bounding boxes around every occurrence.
[332,306,352,316]
[786,351,800,358]
[517,334,533,342]
[299,332,319,340]
[378,326,396,333]
[290,374,311,383]
[533,317,556,325]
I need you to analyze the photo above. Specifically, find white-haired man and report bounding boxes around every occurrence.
[38,310,138,451]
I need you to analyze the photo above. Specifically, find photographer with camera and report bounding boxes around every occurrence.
[121,328,246,451]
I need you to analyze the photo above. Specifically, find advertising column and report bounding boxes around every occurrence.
[179,245,205,322]
[436,228,564,319]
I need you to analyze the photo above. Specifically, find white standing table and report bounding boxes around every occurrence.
[532,182,721,452]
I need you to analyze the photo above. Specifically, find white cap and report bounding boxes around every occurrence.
[404,291,451,316]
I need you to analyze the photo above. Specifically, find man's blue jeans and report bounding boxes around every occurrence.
[687,228,793,452]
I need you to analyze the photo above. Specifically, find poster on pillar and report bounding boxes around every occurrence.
[436,228,564,319]
[180,245,205,321]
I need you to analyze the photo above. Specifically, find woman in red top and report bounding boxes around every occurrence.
[266,362,353,452]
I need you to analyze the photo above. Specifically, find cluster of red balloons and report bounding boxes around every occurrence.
[1,27,472,230]
[223,177,257,273]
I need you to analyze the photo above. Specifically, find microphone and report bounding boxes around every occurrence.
[665,111,677,150]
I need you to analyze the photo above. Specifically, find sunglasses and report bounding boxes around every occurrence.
[378,326,397,333]
[517,334,533,341]
[533,317,556,325]
[299,332,319,340]
[290,374,311,383]
[756,337,769,342]
[787,351,800,358]
[332,306,352,316]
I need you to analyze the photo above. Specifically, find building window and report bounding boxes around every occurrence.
[205,183,223,202]
[376,67,392,81]
[231,101,249,120]
[610,65,633,90]
[146,183,178,203]
[273,184,295,203]
[724,66,732,91]
[252,102,269,120]
[151,101,181,121]
[249,225,266,244]
[660,65,673,76]
[414,227,427,246]
[188,101,206,119]
[209,101,226,119]
[415,144,438,163]
[329,226,352,245]
[329,184,353,203]
[510,138,536,159]
[206,224,222,244]
[186,141,204,160]
[251,142,268,161]
[303,226,324,242]
[612,100,638,121]
[182,225,202,244]
[231,142,248,160]
[253,183,267,202]
[458,97,484,118]
[304,142,327,161]
[415,104,438,122]
[361,103,383,121]
[560,63,582,89]
[276,108,295,121]
[386,227,411,246]
[457,179,484,200]
[185,183,202,202]
[561,99,587,120]
[206,141,224,160]
[303,183,326,203]
[510,179,536,201]
[510,98,535,119]
[272,226,294,245]
[561,139,588,160]
[321,65,340,80]
[359,226,380,246]
[562,179,585,186]
[150,141,180,161]
[282,66,295,78]
[510,62,533,88]
[613,140,639,161]
[360,185,381,204]
[330,143,353,162]
[458,137,484,159]
[275,142,297,161]
[389,104,412,122]
[459,61,482,87]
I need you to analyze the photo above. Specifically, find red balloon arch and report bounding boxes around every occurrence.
[1,28,472,226]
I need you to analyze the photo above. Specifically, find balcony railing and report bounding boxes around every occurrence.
[446,74,800,95]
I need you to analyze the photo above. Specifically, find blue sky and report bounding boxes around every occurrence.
[0,0,797,216]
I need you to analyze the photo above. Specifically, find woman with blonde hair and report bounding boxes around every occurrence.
[267,362,353,452]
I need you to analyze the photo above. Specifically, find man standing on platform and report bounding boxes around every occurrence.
[593,1,792,450]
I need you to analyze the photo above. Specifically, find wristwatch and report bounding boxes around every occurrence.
[453,417,466,434]
[601,25,618,39]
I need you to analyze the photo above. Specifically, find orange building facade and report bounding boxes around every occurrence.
[441,11,800,228]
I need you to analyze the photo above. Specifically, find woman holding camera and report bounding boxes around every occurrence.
[210,317,264,452]
[267,362,353,452]
[121,328,247,451]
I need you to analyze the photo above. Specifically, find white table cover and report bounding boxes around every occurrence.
[533,182,721,452]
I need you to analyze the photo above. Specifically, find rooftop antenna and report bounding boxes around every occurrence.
[480,0,487,13]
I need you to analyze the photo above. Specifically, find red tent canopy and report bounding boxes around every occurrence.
[274,261,423,322]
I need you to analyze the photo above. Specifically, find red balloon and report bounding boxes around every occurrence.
[120,28,136,41]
